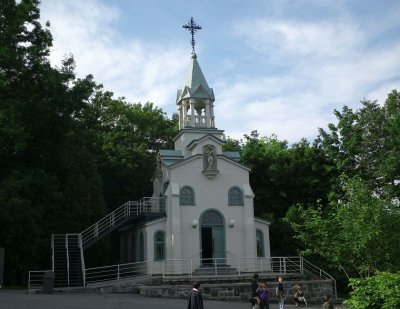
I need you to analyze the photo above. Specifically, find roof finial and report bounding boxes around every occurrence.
[182,17,202,54]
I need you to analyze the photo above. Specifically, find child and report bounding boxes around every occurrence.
[293,284,307,306]
[322,294,334,309]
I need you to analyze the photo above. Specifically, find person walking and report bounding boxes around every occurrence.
[251,274,259,298]
[276,277,286,309]
[187,282,204,309]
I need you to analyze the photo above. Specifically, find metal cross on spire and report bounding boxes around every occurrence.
[182,17,202,54]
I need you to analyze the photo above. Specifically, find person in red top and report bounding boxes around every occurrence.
[187,282,204,309]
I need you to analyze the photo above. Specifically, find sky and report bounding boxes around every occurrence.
[39,0,400,144]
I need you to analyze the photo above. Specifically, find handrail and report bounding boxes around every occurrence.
[81,197,165,246]
[301,257,337,298]
[79,234,86,286]
[29,256,336,297]
[66,234,70,287]
[28,270,52,293]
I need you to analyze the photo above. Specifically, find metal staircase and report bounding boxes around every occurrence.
[51,197,165,287]
[52,234,84,287]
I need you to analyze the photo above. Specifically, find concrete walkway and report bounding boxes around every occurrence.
[0,290,328,309]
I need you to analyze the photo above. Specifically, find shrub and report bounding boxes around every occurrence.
[345,272,400,309]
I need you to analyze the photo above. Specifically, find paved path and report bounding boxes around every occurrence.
[0,290,324,309]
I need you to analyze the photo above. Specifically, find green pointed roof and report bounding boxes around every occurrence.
[176,53,215,104]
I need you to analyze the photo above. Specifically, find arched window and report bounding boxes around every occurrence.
[256,229,265,257]
[154,230,165,261]
[228,187,244,206]
[180,186,195,205]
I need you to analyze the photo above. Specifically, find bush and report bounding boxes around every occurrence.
[345,272,400,309]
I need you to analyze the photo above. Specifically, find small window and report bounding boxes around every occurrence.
[256,229,265,257]
[154,231,165,261]
[180,186,195,205]
[228,187,244,206]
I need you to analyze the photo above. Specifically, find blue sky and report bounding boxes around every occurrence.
[39,0,400,144]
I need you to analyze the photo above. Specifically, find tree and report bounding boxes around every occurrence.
[316,91,400,197]
[0,0,106,284]
[239,131,334,255]
[289,176,400,279]
[81,91,178,210]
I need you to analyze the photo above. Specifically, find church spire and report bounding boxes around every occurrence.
[177,18,215,130]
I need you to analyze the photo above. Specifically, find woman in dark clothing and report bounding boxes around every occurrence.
[251,274,259,297]
[187,282,204,309]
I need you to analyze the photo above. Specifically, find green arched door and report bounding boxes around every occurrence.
[200,209,225,265]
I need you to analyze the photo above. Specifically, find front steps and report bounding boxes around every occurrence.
[192,264,238,276]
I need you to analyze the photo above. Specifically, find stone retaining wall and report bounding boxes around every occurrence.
[139,279,334,304]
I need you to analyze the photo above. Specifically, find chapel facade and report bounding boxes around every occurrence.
[118,51,271,274]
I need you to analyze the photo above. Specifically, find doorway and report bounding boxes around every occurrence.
[200,210,225,265]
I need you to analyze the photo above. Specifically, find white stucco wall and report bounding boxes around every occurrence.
[134,133,272,275]
[174,130,224,157]
[166,153,257,265]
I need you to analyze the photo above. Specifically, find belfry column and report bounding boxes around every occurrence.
[190,99,195,127]
[178,105,183,129]
[210,103,215,127]
[205,99,211,127]
[182,100,188,127]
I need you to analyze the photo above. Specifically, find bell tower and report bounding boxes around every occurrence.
[177,17,216,130]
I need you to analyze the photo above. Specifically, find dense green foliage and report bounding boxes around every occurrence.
[290,177,400,279]
[82,92,177,210]
[0,0,177,284]
[0,0,106,284]
[224,131,335,255]
[345,272,400,309]
[288,91,400,280]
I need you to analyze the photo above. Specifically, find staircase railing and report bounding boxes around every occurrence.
[81,197,165,246]
[79,234,86,286]
[300,257,337,298]
[85,261,150,285]
[29,256,336,295]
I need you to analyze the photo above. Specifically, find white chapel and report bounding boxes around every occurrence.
[118,49,271,274]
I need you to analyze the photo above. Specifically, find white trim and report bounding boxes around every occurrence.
[254,217,272,225]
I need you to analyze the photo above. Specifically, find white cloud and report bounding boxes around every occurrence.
[217,16,400,142]
[40,0,187,107]
[38,1,400,144]
[234,18,363,60]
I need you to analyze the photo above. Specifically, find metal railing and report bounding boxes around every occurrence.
[85,261,150,285]
[81,197,165,246]
[28,270,52,293]
[301,258,337,298]
[79,234,86,286]
[28,256,336,297]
